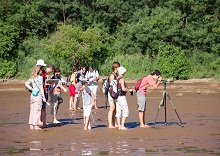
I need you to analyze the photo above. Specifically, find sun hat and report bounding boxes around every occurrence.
[36,59,46,66]
[118,66,126,75]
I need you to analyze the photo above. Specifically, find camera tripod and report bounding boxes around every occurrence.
[153,81,183,127]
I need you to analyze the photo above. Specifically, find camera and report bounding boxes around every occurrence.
[162,77,174,83]
[130,89,133,96]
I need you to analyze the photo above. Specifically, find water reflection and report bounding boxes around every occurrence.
[30,140,42,152]
[79,140,130,155]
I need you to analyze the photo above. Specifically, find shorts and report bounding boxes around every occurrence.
[116,96,129,118]
[136,90,146,111]
[83,103,92,117]
[88,85,98,99]
[108,92,116,106]
[68,84,78,97]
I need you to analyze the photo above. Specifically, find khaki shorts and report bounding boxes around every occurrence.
[136,90,146,111]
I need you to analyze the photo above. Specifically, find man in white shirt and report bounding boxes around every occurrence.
[85,65,99,109]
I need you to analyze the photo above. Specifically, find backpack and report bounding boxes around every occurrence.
[101,77,110,95]
[66,74,72,87]
[135,76,147,91]
[109,79,119,99]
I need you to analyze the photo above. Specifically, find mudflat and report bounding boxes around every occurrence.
[0,79,220,155]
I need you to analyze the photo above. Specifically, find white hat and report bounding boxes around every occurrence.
[36,59,46,66]
[118,66,126,75]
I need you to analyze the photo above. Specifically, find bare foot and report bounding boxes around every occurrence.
[140,124,151,128]
[34,126,42,130]
[108,126,116,128]
[53,120,61,124]
[120,127,129,130]
[38,121,43,126]
[115,124,119,128]
[94,107,99,109]
[30,125,34,130]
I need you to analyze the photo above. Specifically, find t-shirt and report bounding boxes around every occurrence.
[139,75,155,95]
[76,72,84,83]
[85,70,99,86]
[82,86,92,105]
[27,75,43,89]
[70,73,76,85]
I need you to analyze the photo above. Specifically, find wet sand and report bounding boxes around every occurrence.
[0,79,220,155]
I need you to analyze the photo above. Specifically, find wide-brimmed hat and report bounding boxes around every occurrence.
[118,66,126,75]
[36,59,46,66]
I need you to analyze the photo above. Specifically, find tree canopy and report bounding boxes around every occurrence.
[0,0,219,79]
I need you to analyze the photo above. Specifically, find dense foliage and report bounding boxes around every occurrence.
[0,0,219,80]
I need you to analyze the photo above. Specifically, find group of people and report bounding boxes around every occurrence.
[25,59,162,131]
[25,60,101,130]
[25,60,67,130]
[107,62,162,130]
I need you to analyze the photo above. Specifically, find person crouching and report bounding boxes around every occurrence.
[81,81,95,130]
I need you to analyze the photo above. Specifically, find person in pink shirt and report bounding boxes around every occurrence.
[136,70,162,128]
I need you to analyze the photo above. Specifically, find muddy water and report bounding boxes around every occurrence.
[0,81,220,155]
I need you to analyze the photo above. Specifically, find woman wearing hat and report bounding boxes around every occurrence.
[116,66,132,130]
[25,65,46,130]
[136,70,162,128]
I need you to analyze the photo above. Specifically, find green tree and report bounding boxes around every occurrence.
[45,25,111,74]
[155,44,189,79]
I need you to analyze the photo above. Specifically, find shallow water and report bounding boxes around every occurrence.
[0,82,220,155]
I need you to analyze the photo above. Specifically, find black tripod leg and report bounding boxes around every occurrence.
[153,93,165,126]
[166,93,183,126]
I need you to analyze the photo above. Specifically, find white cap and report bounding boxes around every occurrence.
[36,59,46,66]
[118,66,126,75]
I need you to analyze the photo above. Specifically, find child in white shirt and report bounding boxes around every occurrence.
[81,81,95,130]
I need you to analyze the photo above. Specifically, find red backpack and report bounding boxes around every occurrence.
[134,76,147,91]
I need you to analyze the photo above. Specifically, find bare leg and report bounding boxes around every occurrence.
[88,118,91,130]
[139,111,145,127]
[139,111,150,128]
[116,117,121,129]
[73,94,79,109]
[93,99,98,109]
[108,104,116,128]
[120,116,128,130]
[75,92,81,109]
[84,116,90,130]
[41,109,46,126]
[69,96,74,110]
[53,115,59,123]
[113,107,117,127]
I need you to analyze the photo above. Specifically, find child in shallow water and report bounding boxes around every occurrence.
[81,81,95,130]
